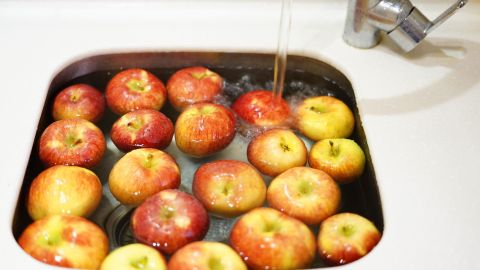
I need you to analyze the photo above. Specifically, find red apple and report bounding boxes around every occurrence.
[229,207,316,270]
[175,103,236,157]
[105,68,166,115]
[100,243,167,270]
[318,212,381,265]
[166,66,223,111]
[131,189,210,255]
[267,167,340,225]
[18,214,109,269]
[247,128,307,177]
[295,96,354,141]
[232,90,291,127]
[110,109,174,152]
[27,165,102,220]
[193,160,266,217]
[309,138,366,184]
[39,118,106,168]
[109,148,181,206]
[52,83,105,123]
[168,241,248,270]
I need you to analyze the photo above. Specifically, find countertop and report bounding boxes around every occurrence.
[1,0,479,269]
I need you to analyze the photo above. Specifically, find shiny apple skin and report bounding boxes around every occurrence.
[100,243,167,270]
[39,118,106,168]
[52,84,105,123]
[18,215,108,269]
[229,207,316,270]
[193,160,266,217]
[105,68,166,115]
[109,148,180,206]
[168,241,248,270]
[318,212,381,266]
[247,128,307,177]
[27,165,102,220]
[110,109,174,152]
[232,90,291,127]
[167,66,223,111]
[175,103,236,157]
[131,189,210,255]
[267,167,340,225]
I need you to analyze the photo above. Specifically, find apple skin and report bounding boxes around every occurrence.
[105,68,166,115]
[109,148,181,206]
[295,96,355,141]
[18,214,109,269]
[168,241,248,270]
[166,66,223,111]
[100,243,167,270]
[229,207,316,270]
[309,138,366,184]
[27,165,102,220]
[131,189,210,255]
[39,118,106,168]
[52,84,105,123]
[232,90,291,127]
[110,109,174,152]
[267,167,340,225]
[193,160,266,217]
[175,103,236,157]
[318,212,381,266]
[247,128,307,177]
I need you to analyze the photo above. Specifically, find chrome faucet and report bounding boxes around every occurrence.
[343,0,468,52]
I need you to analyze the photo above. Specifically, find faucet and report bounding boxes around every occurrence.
[343,0,468,52]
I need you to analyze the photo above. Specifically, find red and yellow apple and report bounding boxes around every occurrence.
[166,66,223,111]
[52,83,105,123]
[39,118,106,168]
[193,160,266,217]
[295,96,354,141]
[105,68,166,115]
[109,148,180,206]
[131,189,210,255]
[318,212,381,265]
[175,103,236,157]
[247,128,307,177]
[110,109,174,152]
[229,207,316,270]
[27,165,102,220]
[309,138,366,184]
[100,243,167,270]
[267,167,340,225]
[18,214,109,269]
[168,241,248,270]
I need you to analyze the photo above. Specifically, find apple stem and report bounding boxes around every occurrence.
[144,153,154,168]
[130,256,149,269]
[329,140,339,156]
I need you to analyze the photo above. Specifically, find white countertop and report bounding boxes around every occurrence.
[1,0,479,269]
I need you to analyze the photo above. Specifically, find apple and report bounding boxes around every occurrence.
[175,103,236,157]
[309,138,366,184]
[318,212,381,265]
[166,66,223,111]
[52,83,105,123]
[267,166,340,225]
[39,118,106,168]
[295,95,355,141]
[168,241,248,270]
[231,89,291,127]
[18,214,108,269]
[105,68,166,115]
[110,109,174,152]
[131,189,210,255]
[247,128,307,177]
[27,165,102,221]
[229,207,316,270]
[100,243,167,270]
[193,160,266,217]
[109,148,180,206]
